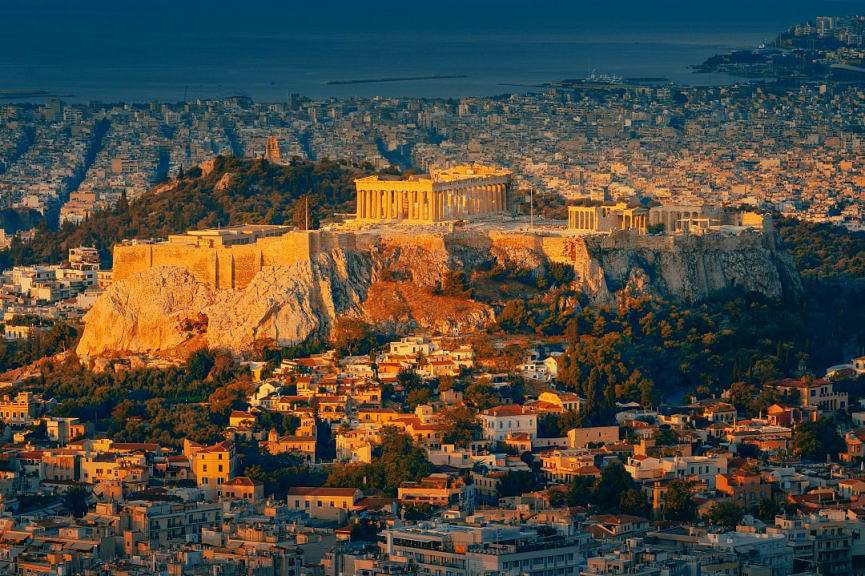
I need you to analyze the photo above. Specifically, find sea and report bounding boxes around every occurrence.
[3,0,865,103]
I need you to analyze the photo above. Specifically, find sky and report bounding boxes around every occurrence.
[6,0,865,38]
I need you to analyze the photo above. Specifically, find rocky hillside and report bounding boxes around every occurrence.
[77,228,800,359]
[580,232,802,303]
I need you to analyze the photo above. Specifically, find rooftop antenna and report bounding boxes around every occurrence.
[530,187,534,232]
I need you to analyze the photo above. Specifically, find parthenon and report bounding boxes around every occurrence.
[354,164,511,222]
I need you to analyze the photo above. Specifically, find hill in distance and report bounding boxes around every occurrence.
[0,156,374,269]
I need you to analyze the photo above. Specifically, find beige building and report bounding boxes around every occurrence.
[568,425,620,448]
[398,473,470,509]
[568,203,648,234]
[264,430,316,463]
[0,392,38,426]
[355,164,511,222]
[287,486,362,512]
[219,476,265,502]
[125,500,222,549]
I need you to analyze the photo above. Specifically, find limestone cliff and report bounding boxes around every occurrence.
[77,228,801,358]
[575,232,802,304]
[78,250,371,357]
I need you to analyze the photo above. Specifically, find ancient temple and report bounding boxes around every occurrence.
[354,164,511,222]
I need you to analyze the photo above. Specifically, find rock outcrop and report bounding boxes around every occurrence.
[78,250,372,357]
[577,232,802,303]
[78,228,801,358]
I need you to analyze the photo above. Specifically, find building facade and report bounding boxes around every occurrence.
[480,405,537,443]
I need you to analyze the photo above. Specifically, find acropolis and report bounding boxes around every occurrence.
[354,164,511,222]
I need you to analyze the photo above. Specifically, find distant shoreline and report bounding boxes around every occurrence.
[0,90,50,99]
[326,74,468,85]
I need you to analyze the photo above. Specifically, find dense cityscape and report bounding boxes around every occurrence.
[5,79,865,232]
[2,7,865,576]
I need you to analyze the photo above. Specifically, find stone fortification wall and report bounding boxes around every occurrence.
[112,244,154,282]
[112,231,325,290]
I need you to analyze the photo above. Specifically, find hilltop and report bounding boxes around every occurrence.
[76,226,801,359]
[0,156,368,269]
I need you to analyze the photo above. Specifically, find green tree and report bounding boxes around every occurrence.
[350,518,379,542]
[498,470,538,498]
[566,476,597,508]
[403,503,436,520]
[186,348,215,381]
[548,488,567,508]
[652,427,680,446]
[63,485,89,518]
[332,318,379,357]
[464,382,497,410]
[406,388,431,411]
[594,463,637,511]
[755,498,781,525]
[438,270,473,298]
[440,406,480,448]
[619,488,651,517]
[664,479,696,522]
[705,501,743,530]
[791,418,844,461]
[326,428,431,497]
[397,370,423,393]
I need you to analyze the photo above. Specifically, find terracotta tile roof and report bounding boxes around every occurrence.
[287,487,359,497]
[224,476,263,487]
[483,404,530,417]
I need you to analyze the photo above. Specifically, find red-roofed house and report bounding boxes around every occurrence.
[229,410,257,428]
[774,377,848,414]
[219,476,264,502]
[480,405,536,443]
